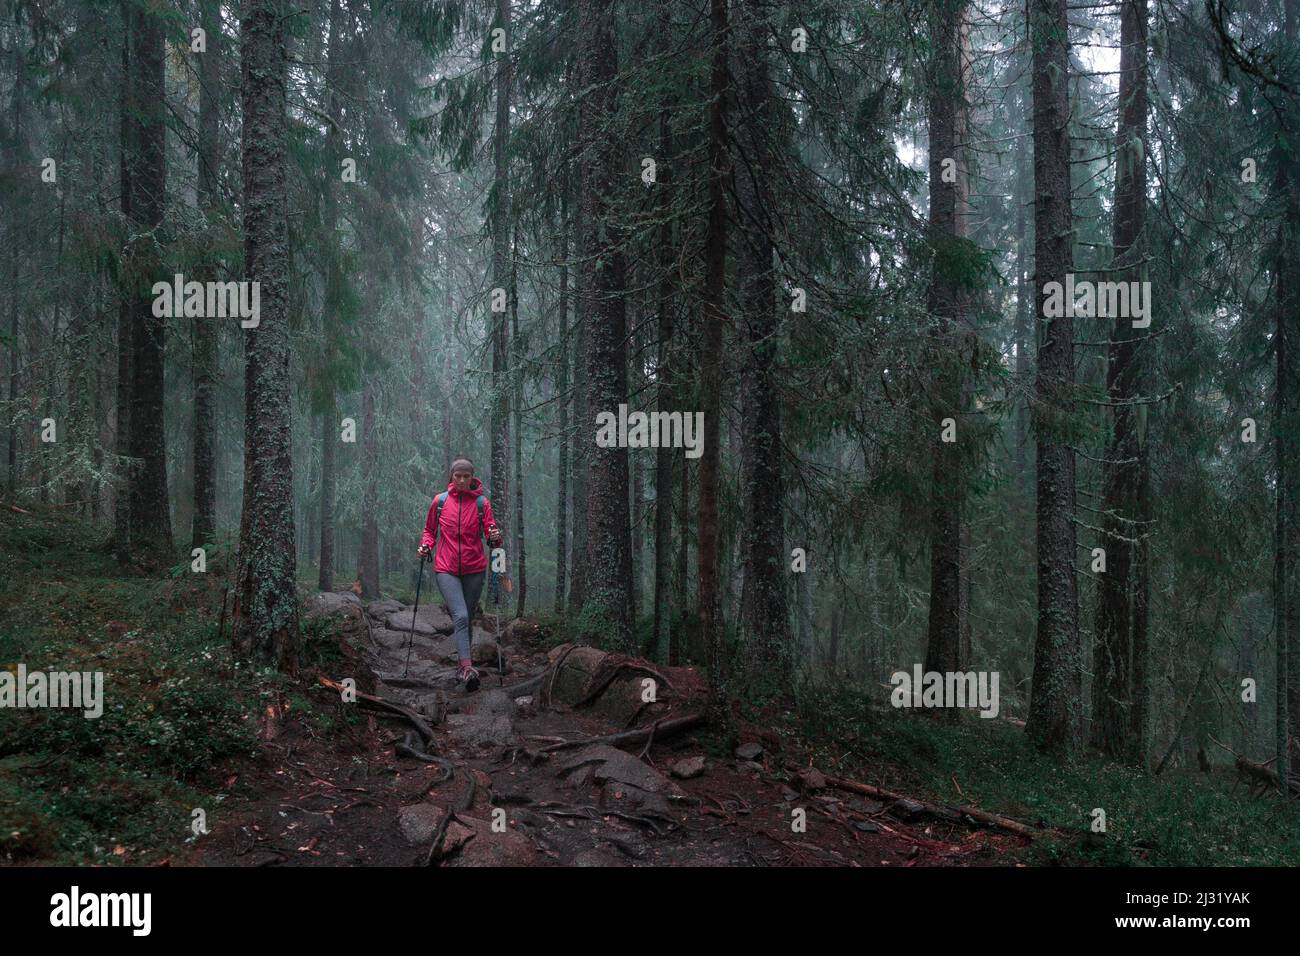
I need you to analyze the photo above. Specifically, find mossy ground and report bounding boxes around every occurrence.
[0,505,346,865]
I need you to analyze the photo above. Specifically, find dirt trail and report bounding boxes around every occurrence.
[187,592,1020,867]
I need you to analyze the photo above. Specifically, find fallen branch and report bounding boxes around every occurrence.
[818,771,1045,839]
[1207,734,1300,796]
[319,675,437,745]
[539,713,705,753]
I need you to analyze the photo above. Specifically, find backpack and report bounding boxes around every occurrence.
[433,491,486,554]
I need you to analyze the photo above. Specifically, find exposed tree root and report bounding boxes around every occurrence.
[319,675,437,745]
[394,731,453,782]
[572,657,675,709]
[424,770,478,866]
[539,713,705,753]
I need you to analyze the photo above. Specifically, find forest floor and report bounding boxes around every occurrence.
[183,592,1025,867]
[4,503,1300,867]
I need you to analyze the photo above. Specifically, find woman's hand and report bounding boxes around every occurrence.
[488,526,503,548]
[418,544,431,562]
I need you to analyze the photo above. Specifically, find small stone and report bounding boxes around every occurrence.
[854,821,880,833]
[780,786,799,802]
[735,742,763,761]
[890,798,926,820]
[442,820,475,855]
[737,760,763,774]
[797,768,827,792]
[397,804,445,845]
[847,798,886,815]
[670,756,706,780]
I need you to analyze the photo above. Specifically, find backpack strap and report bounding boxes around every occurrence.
[477,495,486,539]
[433,492,449,548]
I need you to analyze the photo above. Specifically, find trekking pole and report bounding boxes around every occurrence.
[404,551,429,678]
[494,569,503,678]
[488,549,504,680]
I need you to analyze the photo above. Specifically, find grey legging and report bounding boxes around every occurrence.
[436,571,485,661]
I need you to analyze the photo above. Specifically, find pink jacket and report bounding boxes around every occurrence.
[420,476,499,575]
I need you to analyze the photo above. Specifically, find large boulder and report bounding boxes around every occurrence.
[447,714,514,749]
[555,744,687,800]
[366,598,404,618]
[387,605,454,636]
[368,627,440,653]
[398,804,446,845]
[555,744,688,824]
[373,663,464,695]
[446,707,515,750]
[442,815,538,867]
[304,591,362,620]
[541,644,662,726]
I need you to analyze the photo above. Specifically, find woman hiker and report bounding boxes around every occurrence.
[417,456,503,691]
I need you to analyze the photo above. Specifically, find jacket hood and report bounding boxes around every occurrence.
[446,476,486,497]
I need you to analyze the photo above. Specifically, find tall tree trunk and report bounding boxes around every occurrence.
[1025,0,1081,753]
[555,163,570,615]
[674,443,690,666]
[652,99,676,664]
[490,0,512,530]
[734,0,790,697]
[231,0,299,672]
[316,0,347,591]
[113,28,132,561]
[192,0,222,548]
[359,377,380,599]
[1091,0,1148,763]
[630,412,643,629]
[511,231,527,619]
[569,171,590,613]
[923,0,967,693]
[1275,0,1300,791]
[125,3,172,553]
[7,44,25,498]
[442,231,455,470]
[1013,90,1032,494]
[577,0,633,650]
[46,142,69,507]
[318,405,336,589]
[697,0,729,692]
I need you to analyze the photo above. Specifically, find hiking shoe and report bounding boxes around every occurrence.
[458,662,480,692]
